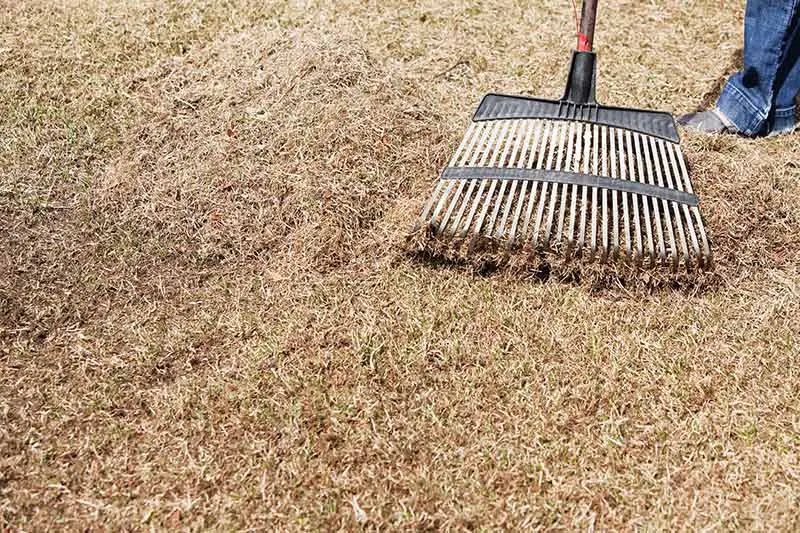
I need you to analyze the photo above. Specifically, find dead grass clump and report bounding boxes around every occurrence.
[686,134,800,276]
[407,228,721,293]
[98,28,442,278]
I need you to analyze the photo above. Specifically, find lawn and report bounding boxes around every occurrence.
[1,0,799,529]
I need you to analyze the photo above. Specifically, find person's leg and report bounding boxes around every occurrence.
[768,8,800,135]
[716,0,800,136]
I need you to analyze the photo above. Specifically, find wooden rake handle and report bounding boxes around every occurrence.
[578,0,599,52]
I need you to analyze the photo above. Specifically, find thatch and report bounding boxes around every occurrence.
[2,1,799,529]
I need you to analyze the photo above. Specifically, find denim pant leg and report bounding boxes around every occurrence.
[771,10,800,133]
[717,0,800,135]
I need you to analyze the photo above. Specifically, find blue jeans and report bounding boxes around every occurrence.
[717,0,800,136]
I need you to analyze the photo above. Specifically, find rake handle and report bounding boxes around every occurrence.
[578,0,598,52]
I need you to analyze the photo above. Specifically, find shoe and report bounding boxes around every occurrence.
[677,108,739,135]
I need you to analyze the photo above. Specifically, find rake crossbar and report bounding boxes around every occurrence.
[473,94,680,143]
[439,167,699,207]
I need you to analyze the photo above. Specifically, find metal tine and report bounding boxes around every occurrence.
[457,121,516,238]
[520,120,552,242]
[658,139,689,268]
[495,120,537,238]
[543,120,569,247]
[507,120,544,249]
[666,142,701,266]
[483,119,530,238]
[649,136,677,268]
[431,121,487,227]
[633,133,655,265]
[615,129,631,260]
[439,120,502,232]
[415,122,478,230]
[532,121,560,248]
[556,121,577,249]
[447,120,513,235]
[641,134,667,265]
[601,125,611,261]
[434,121,486,225]
[441,123,508,235]
[565,122,583,254]
[576,122,593,255]
[624,130,644,264]
[675,144,712,267]
[470,119,527,240]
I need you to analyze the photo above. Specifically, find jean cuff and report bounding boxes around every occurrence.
[770,105,798,135]
[717,81,767,137]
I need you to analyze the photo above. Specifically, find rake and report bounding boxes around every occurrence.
[414,0,711,270]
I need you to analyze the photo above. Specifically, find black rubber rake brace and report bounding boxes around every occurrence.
[415,0,712,270]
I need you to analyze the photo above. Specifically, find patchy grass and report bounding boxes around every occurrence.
[1,0,800,530]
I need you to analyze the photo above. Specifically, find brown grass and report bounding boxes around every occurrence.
[2,0,800,530]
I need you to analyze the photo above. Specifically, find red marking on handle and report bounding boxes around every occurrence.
[577,33,591,52]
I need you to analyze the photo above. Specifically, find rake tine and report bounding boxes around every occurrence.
[440,121,501,231]
[649,136,677,268]
[633,133,656,265]
[462,120,520,237]
[447,120,512,235]
[641,134,667,266]
[415,122,479,231]
[614,129,630,260]
[431,122,486,227]
[543,120,568,247]
[416,180,448,233]
[467,119,524,245]
[520,120,551,242]
[577,122,593,255]
[556,121,578,249]
[507,120,544,249]
[624,130,643,264]
[495,120,536,239]
[658,139,690,268]
[600,125,610,261]
[483,120,529,239]
[565,122,583,254]
[532,121,560,248]
[666,141,700,267]
[675,144,712,268]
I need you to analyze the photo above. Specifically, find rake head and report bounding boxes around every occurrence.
[414,52,712,271]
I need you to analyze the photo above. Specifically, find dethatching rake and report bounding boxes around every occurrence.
[414,0,712,270]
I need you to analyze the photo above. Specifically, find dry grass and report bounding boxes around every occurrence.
[2,0,800,530]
